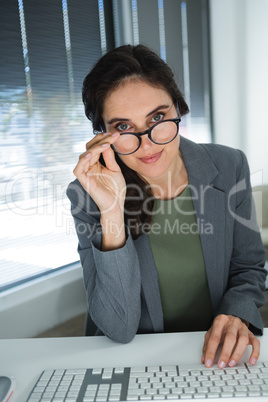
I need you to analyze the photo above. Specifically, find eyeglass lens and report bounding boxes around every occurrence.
[112,120,178,155]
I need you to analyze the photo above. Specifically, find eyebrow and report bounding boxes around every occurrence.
[106,104,171,125]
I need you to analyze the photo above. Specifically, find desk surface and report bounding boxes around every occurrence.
[1,329,268,402]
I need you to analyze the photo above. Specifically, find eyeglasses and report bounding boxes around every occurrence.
[111,114,181,155]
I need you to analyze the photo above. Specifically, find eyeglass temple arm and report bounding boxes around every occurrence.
[176,103,181,119]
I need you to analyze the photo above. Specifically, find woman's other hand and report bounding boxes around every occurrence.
[201,314,260,369]
[73,132,126,216]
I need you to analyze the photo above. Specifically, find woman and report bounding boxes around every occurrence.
[67,44,266,369]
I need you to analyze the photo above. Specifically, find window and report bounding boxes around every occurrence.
[1,0,212,291]
[0,0,104,291]
[114,0,212,143]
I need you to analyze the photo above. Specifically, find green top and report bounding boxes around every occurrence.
[148,186,213,332]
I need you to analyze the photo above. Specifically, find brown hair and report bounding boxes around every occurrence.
[82,44,189,238]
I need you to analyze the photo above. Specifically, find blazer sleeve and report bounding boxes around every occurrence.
[215,150,267,334]
[66,179,142,343]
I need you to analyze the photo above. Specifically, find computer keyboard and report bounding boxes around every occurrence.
[27,362,268,401]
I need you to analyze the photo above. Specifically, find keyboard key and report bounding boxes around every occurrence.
[140,383,151,389]
[146,389,157,395]
[202,380,213,387]
[164,382,175,389]
[127,389,144,396]
[248,367,261,374]
[224,368,236,375]
[152,383,163,389]
[158,388,170,395]
[252,378,264,385]
[196,387,209,394]
[92,368,102,375]
[249,391,261,396]
[222,386,234,392]
[114,367,125,374]
[171,388,183,395]
[111,384,122,390]
[234,391,247,397]
[209,386,221,393]
[87,385,98,391]
[189,381,201,388]
[66,369,86,375]
[190,370,202,376]
[130,367,146,373]
[248,384,261,391]
[162,366,177,372]
[201,370,213,376]
[179,370,189,376]
[147,366,160,372]
[161,376,173,383]
[221,392,233,398]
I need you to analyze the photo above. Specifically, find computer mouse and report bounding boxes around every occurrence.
[0,376,15,402]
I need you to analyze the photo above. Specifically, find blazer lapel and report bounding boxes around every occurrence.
[180,137,226,314]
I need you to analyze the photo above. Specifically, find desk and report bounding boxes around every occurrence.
[1,329,268,402]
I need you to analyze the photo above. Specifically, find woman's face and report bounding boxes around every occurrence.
[102,79,181,183]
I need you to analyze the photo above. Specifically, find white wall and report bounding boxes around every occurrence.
[0,265,86,338]
[209,0,268,185]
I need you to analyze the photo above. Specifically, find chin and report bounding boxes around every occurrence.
[137,165,168,180]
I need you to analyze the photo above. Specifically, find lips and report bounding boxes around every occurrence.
[139,150,163,164]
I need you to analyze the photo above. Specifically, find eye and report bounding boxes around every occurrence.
[116,122,131,132]
[152,113,164,123]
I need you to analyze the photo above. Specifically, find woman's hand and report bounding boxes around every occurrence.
[73,132,126,216]
[201,314,260,369]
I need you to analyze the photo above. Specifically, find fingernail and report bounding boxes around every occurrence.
[102,132,110,136]
[205,359,213,367]
[85,152,92,158]
[112,132,119,136]
[250,357,257,365]
[101,143,109,148]
[228,360,236,367]
[219,361,226,369]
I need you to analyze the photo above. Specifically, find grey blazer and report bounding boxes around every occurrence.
[67,137,267,343]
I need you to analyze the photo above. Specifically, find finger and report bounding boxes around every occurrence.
[85,132,119,151]
[218,326,244,368]
[86,132,110,150]
[73,152,93,177]
[81,133,120,165]
[74,141,112,181]
[248,332,260,366]
[224,327,250,367]
[102,146,120,172]
[79,141,111,166]
[203,319,226,367]
[201,331,210,363]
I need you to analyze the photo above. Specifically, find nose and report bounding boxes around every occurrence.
[140,133,154,150]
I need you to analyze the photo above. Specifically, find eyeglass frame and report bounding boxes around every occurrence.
[109,106,181,155]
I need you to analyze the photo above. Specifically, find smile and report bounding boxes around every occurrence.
[139,150,163,164]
